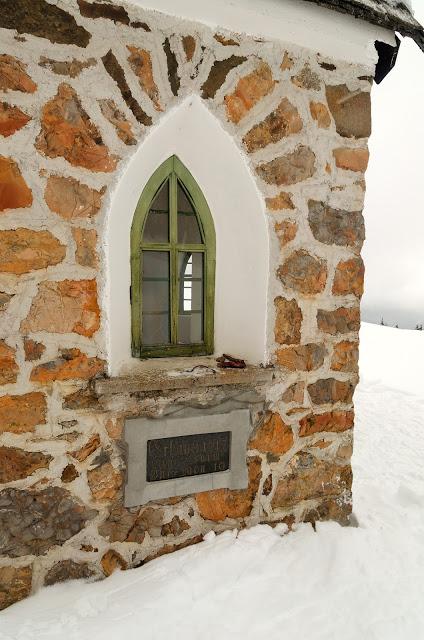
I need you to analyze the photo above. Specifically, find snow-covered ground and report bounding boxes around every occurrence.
[2,323,424,640]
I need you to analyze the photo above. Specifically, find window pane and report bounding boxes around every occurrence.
[143,180,169,243]
[142,251,170,345]
[177,181,202,244]
[178,252,203,344]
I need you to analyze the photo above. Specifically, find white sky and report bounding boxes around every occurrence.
[361,0,424,327]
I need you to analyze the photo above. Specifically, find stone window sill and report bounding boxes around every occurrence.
[93,357,274,395]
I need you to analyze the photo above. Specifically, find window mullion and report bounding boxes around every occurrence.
[170,171,178,345]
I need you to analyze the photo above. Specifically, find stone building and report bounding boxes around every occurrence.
[0,0,423,609]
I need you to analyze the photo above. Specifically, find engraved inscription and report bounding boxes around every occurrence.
[146,431,231,482]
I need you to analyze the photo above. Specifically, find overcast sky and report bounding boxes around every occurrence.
[361,0,424,328]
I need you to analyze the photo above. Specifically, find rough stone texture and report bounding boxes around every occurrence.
[144,535,204,562]
[36,84,118,172]
[274,296,302,345]
[0,340,18,384]
[39,56,97,78]
[99,504,164,543]
[102,50,152,126]
[281,381,305,404]
[248,412,293,455]
[127,46,162,111]
[332,258,365,298]
[276,343,326,371]
[326,84,371,138]
[225,62,275,124]
[298,410,354,437]
[271,451,352,508]
[281,52,294,71]
[333,147,369,172]
[0,228,65,274]
[309,101,331,128]
[307,378,354,405]
[23,338,45,361]
[214,34,240,46]
[0,291,13,311]
[101,549,127,576]
[201,56,247,100]
[243,98,302,152]
[98,99,136,145]
[0,487,97,556]
[275,219,297,248]
[0,102,30,137]
[30,349,104,383]
[44,175,104,220]
[71,433,100,462]
[21,280,100,338]
[0,392,46,434]
[331,341,359,372]
[317,306,360,335]
[163,38,180,97]
[278,250,327,295]
[73,227,98,268]
[77,0,129,25]
[308,200,364,251]
[88,462,122,501]
[0,565,32,611]
[44,560,94,586]
[161,516,190,537]
[0,446,52,483]
[182,35,196,61]
[0,156,32,212]
[61,463,79,483]
[265,191,294,210]
[291,64,321,90]
[0,54,36,93]
[196,456,262,521]
[257,146,316,185]
[0,0,91,47]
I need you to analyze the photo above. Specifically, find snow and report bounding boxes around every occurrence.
[1,323,424,640]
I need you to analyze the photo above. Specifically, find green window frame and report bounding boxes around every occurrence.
[131,155,216,358]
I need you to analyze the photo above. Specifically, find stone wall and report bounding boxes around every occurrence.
[0,0,370,608]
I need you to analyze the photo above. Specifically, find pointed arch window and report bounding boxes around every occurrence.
[131,156,216,358]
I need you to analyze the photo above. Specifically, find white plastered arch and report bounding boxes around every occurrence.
[104,95,269,375]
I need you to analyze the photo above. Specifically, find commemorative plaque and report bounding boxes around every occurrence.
[146,431,231,482]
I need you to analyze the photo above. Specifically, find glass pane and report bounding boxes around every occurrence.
[142,251,170,346]
[143,180,169,243]
[178,252,203,344]
[177,181,202,244]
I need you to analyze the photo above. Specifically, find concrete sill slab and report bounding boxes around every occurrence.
[94,360,274,395]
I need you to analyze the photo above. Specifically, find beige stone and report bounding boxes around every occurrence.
[265,191,294,211]
[44,560,93,586]
[101,550,127,576]
[0,55,36,93]
[21,280,100,338]
[127,46,162,111]
[310,101,331,128]
[317,306,360,335]
[0,392,47,434]
[326,84,371,138]
[291,64,321,90]
[308,200,364,251]
[278,249,327,295]
[333,147,369,172]
[88,462,122,501]
[275,219,297,248]
[276,343,326,371]
[44,175,104,220]
[307,378,354,404]
[98,99,136,145]
[243,98,302,153]
[0,565,32,611]
[0,156,32,212]
[257,146,315,186]
[274,296,302,345]
[73,228,98,268]
[0,228,65,274]
[0,446,52,483]
[23,338,46,361]
[281,381,305,404]
[225,62,275,124]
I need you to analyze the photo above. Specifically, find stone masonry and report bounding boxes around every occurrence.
[0,0,370,608]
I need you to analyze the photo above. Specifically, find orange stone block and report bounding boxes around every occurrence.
[276,343,326,371]
[274,219,297,248]
[0,340,18,385]
[36,83,118,172]
[249,412,294,455]
[333,147,369,172]
[310,101,331,128]
[127,46,162,111]
[0,228,65,274]
[298,410,354,437]
[44,175,104,220]
[331,341,359,372]
[265,191,294,211]
[0,102,30,137]
[30,349,104,383]
[225,62,275,124]
[0,392,47,434]
[88,462,123,501]
[332,258,364,298]
[0,156,32,212]
[101,550,127,577]
[0,55,36,93]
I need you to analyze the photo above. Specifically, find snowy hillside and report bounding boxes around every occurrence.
[2,323,423,640]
